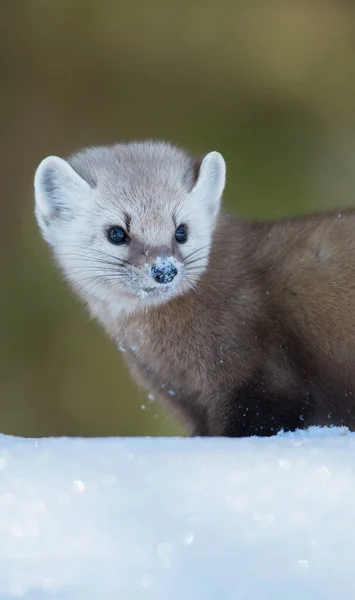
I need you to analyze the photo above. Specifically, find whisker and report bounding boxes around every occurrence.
[57,250,147,275]
[183,245,211,262]
[184,256,208,268]
[70,277,108,297]
[59,253,135,269]
[59,244,139,268]
[64,264,125,273]
[56,253,124,269]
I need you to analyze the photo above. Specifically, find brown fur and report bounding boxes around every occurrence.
[101,209,355,436]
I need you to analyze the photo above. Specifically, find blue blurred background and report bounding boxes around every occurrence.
[1,0,355,437]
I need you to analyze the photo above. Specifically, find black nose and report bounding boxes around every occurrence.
[151,261,178,284]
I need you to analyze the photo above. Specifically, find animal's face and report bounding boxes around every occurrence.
[34,142,226,313]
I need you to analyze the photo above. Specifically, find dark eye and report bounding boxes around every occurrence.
[107,226,129,245]
[175,224,188,244]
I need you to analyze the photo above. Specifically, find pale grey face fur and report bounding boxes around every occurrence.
[34,141,226,315]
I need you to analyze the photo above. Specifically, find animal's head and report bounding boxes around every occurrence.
[34,141,226,313]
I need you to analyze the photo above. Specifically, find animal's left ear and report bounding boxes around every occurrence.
[191,151,226,218]
[34,155,91,240]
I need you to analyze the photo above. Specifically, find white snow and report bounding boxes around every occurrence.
[0,426,355,599]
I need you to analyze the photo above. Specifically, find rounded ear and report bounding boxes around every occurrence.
[191,151,226,218]
[34,155,91,237]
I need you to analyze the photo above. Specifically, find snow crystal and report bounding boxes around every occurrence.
[0,427,355,598]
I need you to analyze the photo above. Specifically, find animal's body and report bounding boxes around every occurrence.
[34,141,355,436]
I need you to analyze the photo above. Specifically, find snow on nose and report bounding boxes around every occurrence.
[150,258,178,284]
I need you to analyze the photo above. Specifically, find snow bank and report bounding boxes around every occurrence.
[0,427,354,599]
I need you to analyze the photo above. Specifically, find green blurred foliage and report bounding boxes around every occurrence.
[1,0,355,437]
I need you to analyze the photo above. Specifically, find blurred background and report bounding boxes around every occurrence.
[1,0,355,437]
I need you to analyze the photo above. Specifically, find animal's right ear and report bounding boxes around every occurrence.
[190,151,226,219]
[34,156,91,238]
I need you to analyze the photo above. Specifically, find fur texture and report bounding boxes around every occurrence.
[34,140,355,436]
